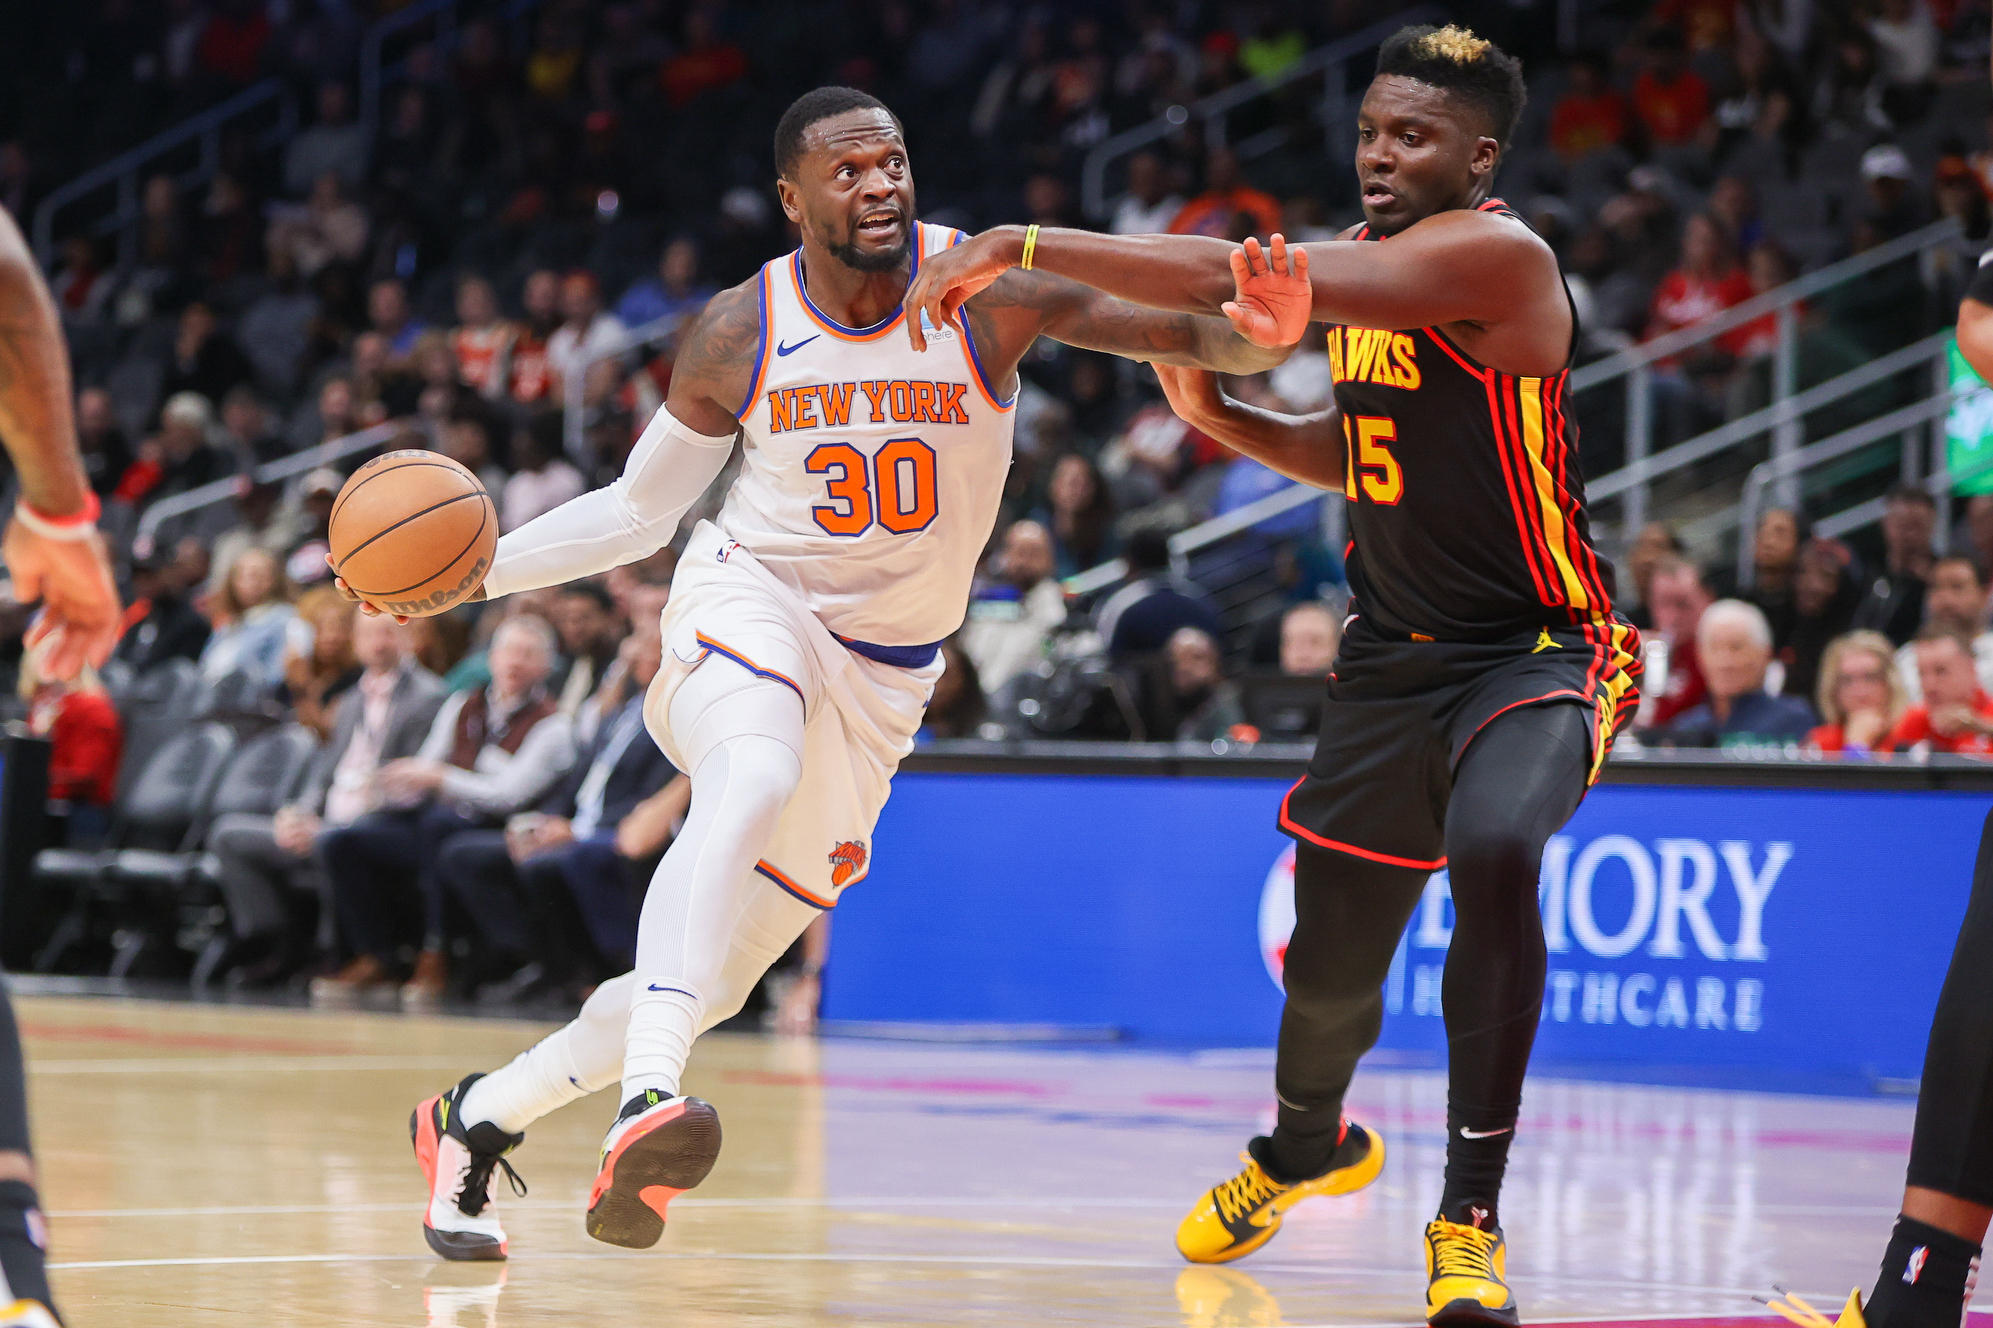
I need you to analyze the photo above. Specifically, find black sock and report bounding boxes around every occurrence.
[1865,1217,1981,1328]
[0,1179,56,1318]
[1439,1110,1516,1227]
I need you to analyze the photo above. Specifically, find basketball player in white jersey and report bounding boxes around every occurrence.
[365,87,1289,1260]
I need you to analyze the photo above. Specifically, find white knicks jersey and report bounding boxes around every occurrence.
[717,222,1017,648]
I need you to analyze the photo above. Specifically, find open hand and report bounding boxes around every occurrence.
[1153,363,1230,429]
[325,553,411,624]
[1224,234,1312,349]
[904,229,1015,352]
[5,518,120,680]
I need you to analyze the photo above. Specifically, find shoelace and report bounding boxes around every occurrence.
[1430,1222,1500,1282]
[456,1153,529,1218]
[1761,1287,1847,1328]
[1213,1155,1283,1224]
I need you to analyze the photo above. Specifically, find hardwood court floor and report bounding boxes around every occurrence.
[14,993,1935,1327]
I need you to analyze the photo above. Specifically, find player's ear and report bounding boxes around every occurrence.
[1471,137,1500,179]
[775,177,804,225]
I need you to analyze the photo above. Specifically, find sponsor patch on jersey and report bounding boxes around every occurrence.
[828,840,868,887]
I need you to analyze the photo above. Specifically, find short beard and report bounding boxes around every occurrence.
[826,232,912,272]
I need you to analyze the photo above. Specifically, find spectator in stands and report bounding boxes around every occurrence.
[1623,521,1685,630]
[313,615,575,1006]
[1036,453,1116,578]
[1280,601,1341,677]
[1786,536,1863,704]
[450,275,516,401]
[210,611,447,984]
[1888,625,1993,755]
[1898,554,1993,701]
[283,81,369,198]
[237,248,317,400]
[1095,527,1223,663]
[918,640,988,743]
[1141,625,1245,743]
[501,416,587,533]
[367,278,426,361]
[962,519,1067,694]
[1853,486,1936,644]
[438,610,683,997]
[207,475,308,596]
[1965,495,1993,577]
[283,469,342,589]
[1646,214,1752,439]
[660,7,747,107]
[508,270,562,406]
[278,590,361,741]
[1551,52,1630,163]
[1857,145,1928,242]
[74,387,132,498]
[1168,146,1281,239]
[1632,28,1711,147]
[440,403,508,496]
[1111,151,1186,236]
[112,546,211,675]
[199,547,297,690]
[550,581,623,717]
[20,654,119,810]
[116,392,241,546]
[1660,599,1815,747]
[217,385,281,467]
[1727,507,1804,649]
[159,300,254,413]
[1642,554,1712,728]
[265,170,369,279]
[614,237,716,328]
[546,270,626,397]
[1809,630,1909,755]
[1867,0,1939,120]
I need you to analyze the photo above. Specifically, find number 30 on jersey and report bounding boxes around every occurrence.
[1343,414,1403,505]
[807,439,940,536]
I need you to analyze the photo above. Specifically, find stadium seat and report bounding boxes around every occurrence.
[31,722,238,976]
[110,658,201,806]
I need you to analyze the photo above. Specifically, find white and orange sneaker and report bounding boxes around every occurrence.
[584,1090,722,1249]
[410,1073,526,1261]
[0,1301,60,1328]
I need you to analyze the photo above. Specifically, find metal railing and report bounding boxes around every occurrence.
[132,422,402,550]
[1079,8,1439,221]
[31,80,297,268]
[359,0,546,146]
[1575,218,1962,537]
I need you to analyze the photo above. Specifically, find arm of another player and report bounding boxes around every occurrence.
[910,215,1553,351]
[0,209,120,679]
[1154,366,1343,491]
[967,265,1295,375]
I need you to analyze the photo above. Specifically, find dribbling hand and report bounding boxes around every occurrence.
[1224,234,1313,349]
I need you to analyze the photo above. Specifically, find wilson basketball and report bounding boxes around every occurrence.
[327,450,498,618]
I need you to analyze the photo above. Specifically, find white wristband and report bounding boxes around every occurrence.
[14,494,100,542]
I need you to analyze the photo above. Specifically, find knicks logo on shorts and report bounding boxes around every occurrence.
[828,841,868,887]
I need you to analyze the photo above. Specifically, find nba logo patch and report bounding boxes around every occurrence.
[717,539,744,563]
[829,841,868,887]
[1906,1246,1930,1284]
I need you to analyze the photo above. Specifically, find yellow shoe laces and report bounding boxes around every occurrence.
[1213,1154,1285,1224]
[1430,1221,1501,1282]
[1763,1288,1864,1328]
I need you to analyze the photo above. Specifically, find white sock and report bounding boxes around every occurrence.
[461,974,633,1133]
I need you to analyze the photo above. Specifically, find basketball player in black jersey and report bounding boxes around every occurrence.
[909,25,1637,1326]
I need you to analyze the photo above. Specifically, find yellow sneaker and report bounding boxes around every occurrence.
[1424,1207,1518,1327]
[1767,1288,1867,1328]
[1175,1121,1385,1264]
[0,1301,60,1328]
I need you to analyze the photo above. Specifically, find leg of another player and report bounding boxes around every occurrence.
[1861,808,1993,1328]
[1435,701,1592,1226]
[0,988,59,1321]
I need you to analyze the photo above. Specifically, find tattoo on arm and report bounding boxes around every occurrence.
[666,280,762,431]
[970,269,1281,373]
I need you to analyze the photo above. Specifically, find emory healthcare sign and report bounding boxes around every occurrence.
[837,773,1991,1084]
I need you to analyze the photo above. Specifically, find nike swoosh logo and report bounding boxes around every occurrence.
[776,335,819,356]
[1459,1127,1513,1139]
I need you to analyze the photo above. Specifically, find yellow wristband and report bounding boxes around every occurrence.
[1020,224,1040,272]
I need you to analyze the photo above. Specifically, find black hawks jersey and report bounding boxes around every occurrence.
[1331,198,1617,641]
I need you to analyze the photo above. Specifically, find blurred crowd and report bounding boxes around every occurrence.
[1,0,1991,993]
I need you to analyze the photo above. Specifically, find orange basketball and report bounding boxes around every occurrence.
[327,450,498,618]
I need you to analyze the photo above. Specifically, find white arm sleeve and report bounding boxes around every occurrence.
[479,405,736,601]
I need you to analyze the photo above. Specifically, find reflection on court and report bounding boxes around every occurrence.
[17,995,1930,1327]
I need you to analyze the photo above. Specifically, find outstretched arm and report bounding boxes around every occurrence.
[0,208,120,678]
[963,267,1294,375]
[910,214,1556,349]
